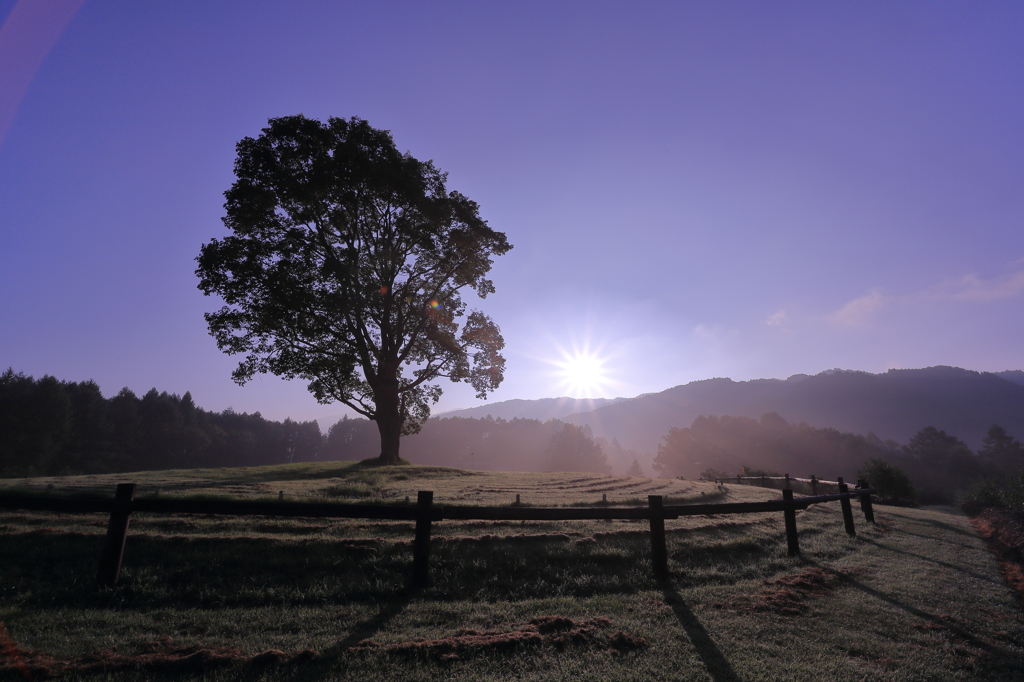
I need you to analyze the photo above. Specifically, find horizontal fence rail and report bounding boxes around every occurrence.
[0,480,876,588]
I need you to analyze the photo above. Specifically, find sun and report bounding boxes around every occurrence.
[554,349,609,398]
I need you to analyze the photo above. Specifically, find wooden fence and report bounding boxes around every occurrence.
[0,480,876,588]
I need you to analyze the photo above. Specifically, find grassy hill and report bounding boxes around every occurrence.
[2,463,1023,680]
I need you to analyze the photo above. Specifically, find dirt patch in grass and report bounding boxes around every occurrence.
[0,617,647,675]
[0,633,318,680]
[351,615,645,661]
[969,507,1024,600]
[437,532,577,544]
[752,567,843,615]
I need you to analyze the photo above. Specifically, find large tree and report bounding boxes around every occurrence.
[196,115,511,464]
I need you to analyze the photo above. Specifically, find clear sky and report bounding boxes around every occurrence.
[2,0,1022,426]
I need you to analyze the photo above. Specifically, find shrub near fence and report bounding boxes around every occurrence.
[0,481,876,588]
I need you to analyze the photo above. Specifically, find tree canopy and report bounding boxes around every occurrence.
[196,116,511,463]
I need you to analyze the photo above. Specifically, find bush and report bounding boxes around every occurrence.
[857,458,914,502]
[962,473,1024,513]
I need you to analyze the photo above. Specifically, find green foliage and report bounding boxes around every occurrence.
[857,457,914,501]
[195,116,511,463]
[963,472,1024,512]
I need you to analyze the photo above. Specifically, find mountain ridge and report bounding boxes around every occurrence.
[563,366,1024,453]
[436,396,629,421]
[443,366,1024,454]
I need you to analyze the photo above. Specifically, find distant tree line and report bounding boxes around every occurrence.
[324,415,618,473]
[1,370,622,477]
[0,370,321,476]
[652,412,1024,504]
[14,369,1018,501]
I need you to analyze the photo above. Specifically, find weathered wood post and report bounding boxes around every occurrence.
[837,477,856,536]
[648,495,668,581]
[782,489,799,556]
[411,490,434,588]
[810,475,818,496]
[96,483,136,587]
[857,479,875,524]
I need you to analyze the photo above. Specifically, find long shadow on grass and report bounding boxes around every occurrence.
[890,528,985,551]
[859,538,1005,587]
[805,560,1024,663]
[321,592,413,656]
[661,585,740,682]
[884,509,978,539]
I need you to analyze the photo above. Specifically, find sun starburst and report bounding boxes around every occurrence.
[552,347,610,398]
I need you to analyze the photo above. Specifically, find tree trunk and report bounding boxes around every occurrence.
[374,381,403,465]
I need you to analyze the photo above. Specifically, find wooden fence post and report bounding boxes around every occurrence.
[411,490,433,589]
[810,475,818,496]
[648,495,668,581]
[837,477,856,536]
[857,479,875,524]
[782,489,799,556]
[96,483,136,587]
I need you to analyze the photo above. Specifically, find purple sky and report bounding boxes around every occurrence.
[2,1,1023,426]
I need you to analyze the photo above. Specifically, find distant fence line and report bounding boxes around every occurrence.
[0,479,875,588]
[708,474,858,497]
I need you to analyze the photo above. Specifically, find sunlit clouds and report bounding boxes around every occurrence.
[936,271,1024,302]
[827,291,884,328]
[825,269,1024,331]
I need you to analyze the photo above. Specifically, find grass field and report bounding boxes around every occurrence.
[2,462,1023,681]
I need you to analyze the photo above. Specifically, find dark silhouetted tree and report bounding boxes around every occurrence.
[196,116,511,465]
[979,424,1024,474]
[901,426,979,503]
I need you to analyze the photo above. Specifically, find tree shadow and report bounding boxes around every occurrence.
[661,584,740,682]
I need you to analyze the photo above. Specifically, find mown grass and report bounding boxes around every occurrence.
[2,464,1023,681]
